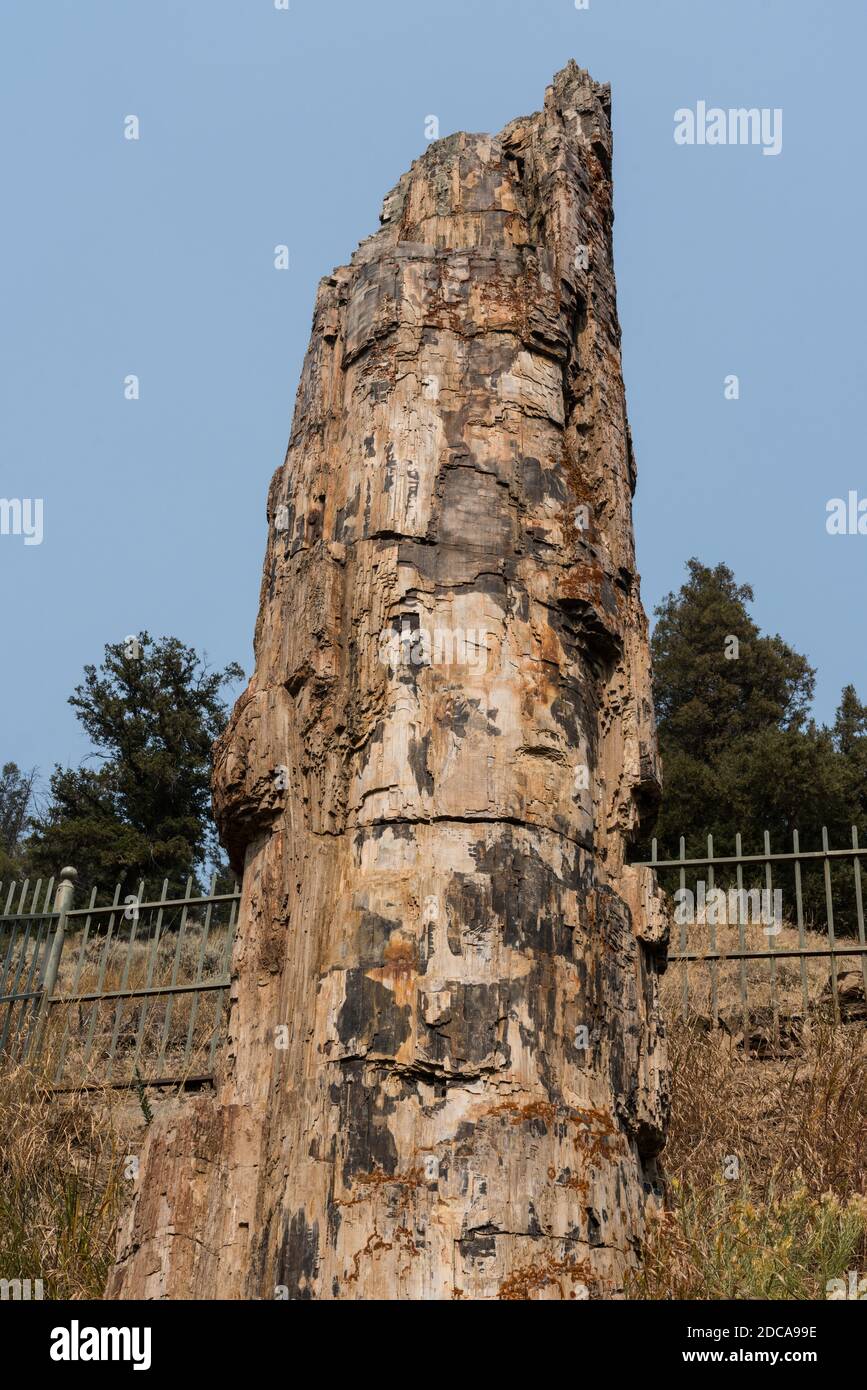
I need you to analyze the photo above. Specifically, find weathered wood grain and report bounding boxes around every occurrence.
[109,61,669,1302]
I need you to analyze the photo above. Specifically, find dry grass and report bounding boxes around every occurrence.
[0,1063,134,1299]
[0,918,228,1301]
[3,921,231,1086]
[0,917,228,1298]
[2,915,863,1301]
[52,925,228,1086]
[662,920,864,1023]
[628,1017,867,1299]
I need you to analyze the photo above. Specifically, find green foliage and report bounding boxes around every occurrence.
[0,762,37,880]
[634,1176,867,1301]
[133,1067,154,1127]
[645,560,867,929]
[25,634,242,900]
[834,684,867,818]
[652,560,814,761]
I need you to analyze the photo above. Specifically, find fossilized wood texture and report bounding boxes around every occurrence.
[109,61,669,1302]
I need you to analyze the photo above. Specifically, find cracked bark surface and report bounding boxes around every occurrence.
[108,60,669,1301]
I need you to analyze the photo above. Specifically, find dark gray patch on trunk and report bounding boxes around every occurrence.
[459,1223,499,1264]
[356,910,403,967]
[444,872,491,954]
[336,969,412,1056]
[334,484,360,541]
[275,1210,319,1300]
[421,980,510,1073]
[408,731,434,795]
[331,1060,400,1185]
[469,833,576,958]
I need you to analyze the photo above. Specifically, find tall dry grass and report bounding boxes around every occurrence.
[0,1064,129,1299]
[1,916,864,1300]
[628,1018,867,1299]
[28,922,230,1087]
[662,919,864,1022]
[0,919,227,1301]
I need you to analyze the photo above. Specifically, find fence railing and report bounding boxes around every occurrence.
[0,867,240,1088]
[634,826,867,1046]
[4,831,865,1081]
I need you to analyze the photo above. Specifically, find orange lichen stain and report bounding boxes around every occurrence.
[557,561,603,605]
[354,1165,422,1188]
[557,562,625,635]
[369,933,418,1006]
[382,935,416,972]
[345,1219,421,1285]
[487,1098,557,1129]
[335,1165,426,1223]
[558,1172,591,1197]
[559,438,595,518]
[346,1230,392,1285]
[497,1255,592,1301]
[483,1099,622,1163]
[393,1222,421,1258]
[569,1105,622,1161]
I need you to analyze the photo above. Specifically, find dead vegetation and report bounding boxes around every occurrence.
[0,1064,137,1299]
[4,921,230,1087]
[1,917,864,1301]
[662,919,865,1029]
[627,1014,867,1299]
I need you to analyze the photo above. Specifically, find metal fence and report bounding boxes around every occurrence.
[4,830,865,1082]
[0,867,240,1089]
[635,826,867,1048]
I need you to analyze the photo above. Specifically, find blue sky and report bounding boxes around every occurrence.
[1,0,864,780]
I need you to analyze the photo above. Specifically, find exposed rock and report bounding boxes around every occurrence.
[108,60,669,1301]
[731,1009,804,1058]
[818,969,867,1025]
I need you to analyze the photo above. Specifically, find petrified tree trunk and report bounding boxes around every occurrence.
[109,61,669,1302]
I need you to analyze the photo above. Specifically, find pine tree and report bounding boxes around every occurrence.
[646,560,866,929]
[26,634,242,898]
[0,762,37,881]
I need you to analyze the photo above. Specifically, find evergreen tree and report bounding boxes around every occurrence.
[26,634,242,898]
[834,683,867,755]
[0,761,37,882]
[651,559,815,763]
[833,684,867,824]
[645,561,867,930]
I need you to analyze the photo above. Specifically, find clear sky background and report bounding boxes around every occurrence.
[1,0,864,784]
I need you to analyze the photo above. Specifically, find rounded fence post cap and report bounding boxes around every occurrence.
[60,866,78,882]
